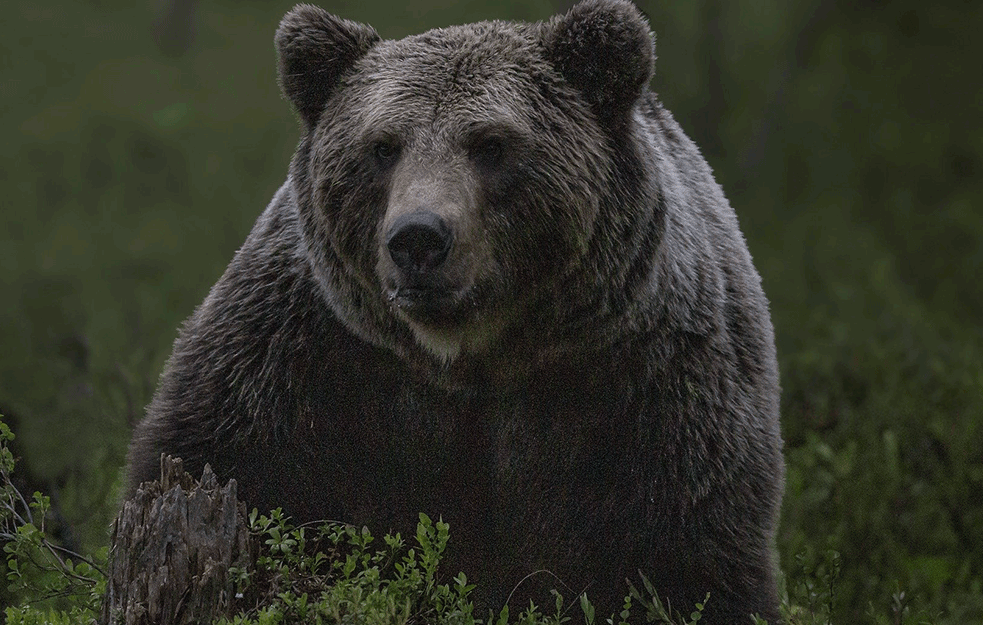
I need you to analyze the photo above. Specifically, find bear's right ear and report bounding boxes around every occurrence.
[276,4,380,129]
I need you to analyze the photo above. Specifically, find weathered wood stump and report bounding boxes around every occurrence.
[101,455,253,625]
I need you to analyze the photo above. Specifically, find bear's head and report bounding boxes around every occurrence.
[276,0,657,377]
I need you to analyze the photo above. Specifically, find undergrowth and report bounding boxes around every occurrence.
[1,414,953,625]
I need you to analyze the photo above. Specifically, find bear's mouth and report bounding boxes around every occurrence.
[387,285,469,326]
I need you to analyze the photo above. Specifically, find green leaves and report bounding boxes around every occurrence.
[222,510,473,624]
[0,415,106,621]
[623,573,707,625]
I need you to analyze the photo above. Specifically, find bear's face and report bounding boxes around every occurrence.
[277,1,655,365]
[308,28,613,361]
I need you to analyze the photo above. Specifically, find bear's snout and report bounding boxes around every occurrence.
[386,210,453,275]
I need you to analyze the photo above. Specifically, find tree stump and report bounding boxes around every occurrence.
[101,455,253,625]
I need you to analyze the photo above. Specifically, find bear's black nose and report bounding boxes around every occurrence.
[386,211,452,274]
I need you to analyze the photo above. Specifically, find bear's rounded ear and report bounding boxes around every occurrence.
[542,0,654,127]
[276,4,380,129]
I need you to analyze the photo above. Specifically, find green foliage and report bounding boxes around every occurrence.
[223,506,729,625]
[0,416,105,622]
[624,576,708,625]
[2,606,91,625]
[220,511,477,624]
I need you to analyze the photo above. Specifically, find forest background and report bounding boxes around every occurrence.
[1,0,981,621]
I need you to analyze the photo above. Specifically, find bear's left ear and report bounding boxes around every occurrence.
[541,0,654,127]
[276,4,380,129]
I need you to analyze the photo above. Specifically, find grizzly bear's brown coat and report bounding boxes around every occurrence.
[127,1,785,621]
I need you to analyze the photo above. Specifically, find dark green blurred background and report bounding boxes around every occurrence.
[2,0,981,620]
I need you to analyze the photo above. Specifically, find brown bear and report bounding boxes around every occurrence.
[125,1,785,622]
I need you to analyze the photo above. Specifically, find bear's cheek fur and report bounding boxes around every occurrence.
[307,141,389,287]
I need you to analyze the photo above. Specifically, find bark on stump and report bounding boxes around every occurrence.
[101,455,253,625]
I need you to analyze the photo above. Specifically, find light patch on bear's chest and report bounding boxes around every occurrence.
[406,321,463,362]
[403,303,518,364]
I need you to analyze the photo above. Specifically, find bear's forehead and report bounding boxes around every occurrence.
[348,22,546,108]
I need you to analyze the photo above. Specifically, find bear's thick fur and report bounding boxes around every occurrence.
[126,1,784,621]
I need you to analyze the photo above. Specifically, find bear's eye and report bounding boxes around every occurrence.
[470,137,505,169]
[372,140,401,166]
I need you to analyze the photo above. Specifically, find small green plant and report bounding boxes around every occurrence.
[221,510,478,624]
[0,415,106,623]
[782,547,841,624]
[624,574,707,625]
